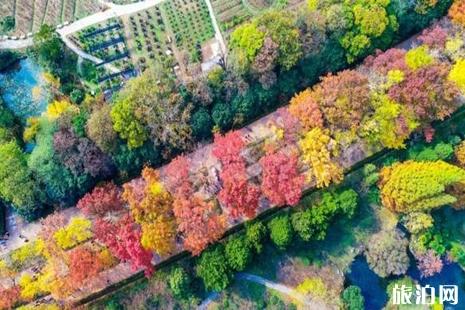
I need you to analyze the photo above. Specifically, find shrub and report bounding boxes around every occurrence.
[245,221,267,254]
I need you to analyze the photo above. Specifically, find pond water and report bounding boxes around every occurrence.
[0,58,49,122]
[346,256,389,310]
[346,255,465,310]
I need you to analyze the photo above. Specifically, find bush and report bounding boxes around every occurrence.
[267,214,293,250]
[0,16,15,33]
[342,285,365,310]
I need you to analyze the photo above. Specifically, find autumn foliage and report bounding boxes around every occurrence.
[77,182,123,216]
[0,286,21,309]
[67,247,103,287]
[299,128,343,188]
[288,89,323,131]
[123,168,177,256]
[312,70,371,131]
[378,160,465,213]
[94,215,154,276]
[173,195,227,255]
[213,132,262,218]
[449,0,465,26]
[260,151,304,206]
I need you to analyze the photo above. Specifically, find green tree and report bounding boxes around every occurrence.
[291,204,331,242]
[70,89,85,104]
[291,189,358,241]
[255,10,303,70]
[32,24,64,69]
[268,214,293,250]
[245,221,267,254]
[196,245,232,292]
[230,22,265,62]
[342,285,365,310]
[0,16,15,33]
[0,141,42,219]
[111,96,148,149]
[212,102,233,130]
[190,108,213,139]
[168,267,191,299]
[225,235,252,271]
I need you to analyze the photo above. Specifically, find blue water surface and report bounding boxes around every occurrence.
[0,58,49,122]
[347,255,465,310]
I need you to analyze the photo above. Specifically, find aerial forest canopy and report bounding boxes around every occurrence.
[1,0,465,308]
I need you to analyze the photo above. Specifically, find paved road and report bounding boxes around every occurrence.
[0,37,33,50]
[0,0,166,69]
[204,0,227,57]
[57,0,167,37]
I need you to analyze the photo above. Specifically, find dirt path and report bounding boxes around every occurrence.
[237,273,332,309]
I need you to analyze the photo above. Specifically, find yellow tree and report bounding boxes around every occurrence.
[123,167,177,256]
[378,160,465,213]
[299,127,343,188]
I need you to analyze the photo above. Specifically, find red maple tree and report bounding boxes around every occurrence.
[218,163,261,219]
[94,215,154,277]
[212,131,245,165]
[173,195,227,255]
[77,182,123,216]
[67,246,103,287]
[260,151,304,206]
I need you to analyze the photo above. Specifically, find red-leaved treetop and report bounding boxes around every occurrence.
[388,63,460,123]
[218,163,261,219]
[288,89,323,131]
[39,212,67,256]
[312,70,371,131]
[173,195,227,255]
[418,25,448,48]
[66,246,103,287]
[0,286,20,310]
[163,155,191,195]
[260,151,304,206]
[274,107,302,143]
[94,214,154,277]
[212,130,261,218]
[417,250,443,278]
[76,182,123,217]
[212,131,245,165]
[363,48,407,74]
